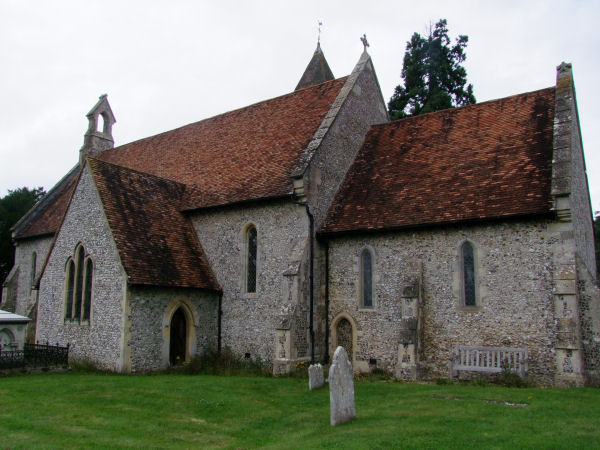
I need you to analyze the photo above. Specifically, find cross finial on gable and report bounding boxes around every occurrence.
[360,34,369,50]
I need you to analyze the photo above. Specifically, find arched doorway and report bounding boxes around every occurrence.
[169,308,187,365]
[336,318,353,361]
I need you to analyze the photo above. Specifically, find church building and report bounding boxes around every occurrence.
[2,43,599,386]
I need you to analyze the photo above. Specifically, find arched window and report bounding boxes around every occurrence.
[74,245,84,319]
[361,248,373,308]
[65,259,75,319]
[461,241,476,307]
[64,244,93,323]
[82,258,93,321]
[30,252,37,287]
[246,226,257,293]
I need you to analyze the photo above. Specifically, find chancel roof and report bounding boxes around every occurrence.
[88,158,220,291]
[320,87,556,235]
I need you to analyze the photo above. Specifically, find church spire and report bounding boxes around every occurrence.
[295,42,335,91]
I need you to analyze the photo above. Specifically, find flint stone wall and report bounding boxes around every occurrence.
[577,259,600,384]
[327,219,558,385]
[127,286,219,372]
[191,200,309,364]
[4,236,53,316]
[37,166,127,371]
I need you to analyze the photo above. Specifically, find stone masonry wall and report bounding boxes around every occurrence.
[37,166,127,371]
[577,257,600,384]
[327,219,558,385]
[10,237,53,317]
[127,286,219,372]
[190,200,309,365]
[553,64,596,280]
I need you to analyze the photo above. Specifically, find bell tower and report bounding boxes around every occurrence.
[79,94,116,165]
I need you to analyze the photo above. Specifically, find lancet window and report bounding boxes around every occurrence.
[64,244,93,322]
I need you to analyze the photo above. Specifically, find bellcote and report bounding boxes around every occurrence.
[295,43,335,91]
[79,94,116,165]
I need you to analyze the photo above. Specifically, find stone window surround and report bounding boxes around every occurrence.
[455,238,482,312]
[357,245,377,311]
[241,222,259,297]
[63,243,94,324]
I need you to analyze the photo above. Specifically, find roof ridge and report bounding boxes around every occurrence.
[89,157,186,188]
[382,86,555,126]
[109,76,349,153]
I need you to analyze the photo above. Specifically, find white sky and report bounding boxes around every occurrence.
[1,0,599,210]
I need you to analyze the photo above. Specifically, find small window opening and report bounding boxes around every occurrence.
[246,226,257,293]
[361,249,373,308]
[30,252,37,287]
[96,114,105,133]
[462,241,476,306]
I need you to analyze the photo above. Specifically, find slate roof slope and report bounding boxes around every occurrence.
[88,158,220,291]
[99,77,348,210]
[12,166,81,240]
[320,87,556,235]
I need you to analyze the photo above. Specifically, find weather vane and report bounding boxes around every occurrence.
[360,33,370,50]
[318,20,323,44]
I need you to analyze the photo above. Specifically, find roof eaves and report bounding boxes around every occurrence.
[11,164,80,239]
[318,211,555,240]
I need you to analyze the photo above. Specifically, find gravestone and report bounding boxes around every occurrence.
[308,363,324,390]
[329,346,355,426]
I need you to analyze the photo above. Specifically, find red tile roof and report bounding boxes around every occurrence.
[100,77,348,210]
[320,88,556,235]
[88,158,220,291]
[14,168,81,239]
[14,77,347,240]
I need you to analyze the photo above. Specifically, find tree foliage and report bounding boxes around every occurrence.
[0,187,46,287]
[388,19,476,120]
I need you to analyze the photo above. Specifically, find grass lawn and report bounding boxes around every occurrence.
[0,373,599,449]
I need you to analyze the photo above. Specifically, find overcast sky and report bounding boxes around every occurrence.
[1,0,599,211]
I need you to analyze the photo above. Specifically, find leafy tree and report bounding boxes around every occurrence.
[388,19,476,120]
[0,187,46,287]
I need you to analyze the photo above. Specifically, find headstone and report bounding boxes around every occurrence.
[308,363,324,390]
[329,346,356,426]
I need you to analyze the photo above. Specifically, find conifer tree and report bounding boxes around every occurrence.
[388,19,476,120]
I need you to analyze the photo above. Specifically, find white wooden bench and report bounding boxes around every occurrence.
[450,345,528,377]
